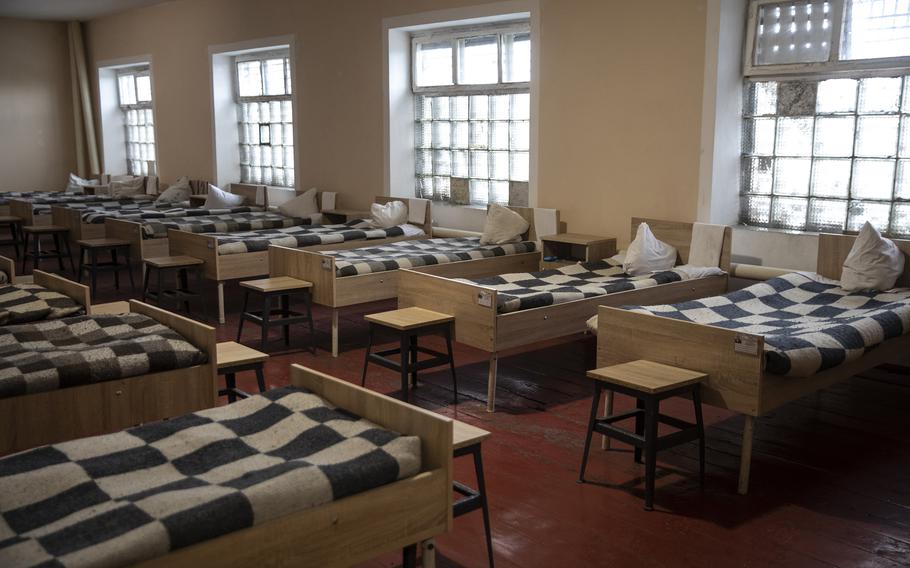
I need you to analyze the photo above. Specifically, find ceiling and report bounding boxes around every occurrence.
[0,0,170,21]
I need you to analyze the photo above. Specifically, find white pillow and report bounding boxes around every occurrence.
[203,184,245,208]
[279,187,319,218]
[623,222,678,275]
[480,204,529,245]
[109,176,145,198]
[65,173,99,193]
[370,200,408,228]
[155,176,190,203]
[841,221,905,292]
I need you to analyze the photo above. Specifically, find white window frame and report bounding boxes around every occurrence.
[116,66,156,176]
[745,0,910,78]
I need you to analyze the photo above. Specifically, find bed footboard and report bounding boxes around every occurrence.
[34,270,90,310]
[269,245,338,306]
[166,229,220,279]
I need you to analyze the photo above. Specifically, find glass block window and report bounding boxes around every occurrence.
[741,76,910,235]
[412,23,530,205]
[754,1,833,65]
[234,52,294,187]
[842,0,910,60]
[117,68,156,176]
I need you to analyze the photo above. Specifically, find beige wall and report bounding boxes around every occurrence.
[0,18,76,192]
[84,0,708,243]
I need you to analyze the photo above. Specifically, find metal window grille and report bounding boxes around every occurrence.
[117,68,156,176]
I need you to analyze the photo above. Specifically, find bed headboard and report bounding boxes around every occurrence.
[502,206,560,242]
[631,217,733,271]
[818,233,910,286]
[374,196,433,234]
[229,183,269,209]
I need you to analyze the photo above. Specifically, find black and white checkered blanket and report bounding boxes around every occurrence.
[0,192,73,206]
[328,237,537,277]
[625,272,910,376]
[0,284,84,325]
[0,313,208,399]
[0,386,421,567]
[213,221,411,255]
[458,260,684,313]
[28,195,154,215]
[81,203,264,224]
[140,211,308,239]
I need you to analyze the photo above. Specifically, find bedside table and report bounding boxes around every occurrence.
[322,209,371,223]
[540,233,617,269]
[189,194,207,208]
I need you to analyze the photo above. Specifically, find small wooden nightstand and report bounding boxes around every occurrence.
[539,233,617,269]
[322,209,370,223]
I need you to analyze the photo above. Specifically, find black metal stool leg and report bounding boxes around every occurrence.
[90,249,98,300]
[444,324,458,404]
[111,248,120,290]
[634,397,645,464]
[20,231,28,274]
[254,364,266,393]
[156,267,164,308]
[578,382,602,483]
[11,224,19,259]
[399,332,410,402]
[281,294,290,346]
[402,544,417,568]
[225,373,238,403]
[409,334,418,387]
[237,289,250,341]
[361,323,374,387]
[142,264,151,303]
[643,397,659,511]
[472,445,495,568]
[63,234,75,274]
[195,266,205,316]
[125,247,136,290]
[693,385,706,485]
[260,294,271,352]
[179,268,190,315]
[53,233,64,272]
[31,232,40,272]
[76,246,84,283]
[305,289,315,352]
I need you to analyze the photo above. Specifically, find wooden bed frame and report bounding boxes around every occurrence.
[596,232,910,495]
[399,217,732,412]
[136,364,453,568]
[0,254,92,309]
[269,205,553,357]
[169,196,434,324]
[0,299,218,455]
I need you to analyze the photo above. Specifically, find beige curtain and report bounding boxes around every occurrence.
[67,21,100,177]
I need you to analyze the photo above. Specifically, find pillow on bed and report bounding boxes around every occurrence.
[623,222,677,276]
[156,176,191,203]
[279,187,319,218]
[370,200,408,228]
[110,176,145,198]
[480,204,529,245]
[204,184,245,208]
[841,221,905,292]
[64,173,99,193]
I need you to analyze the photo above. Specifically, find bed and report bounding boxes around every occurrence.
[0,364,453,568]
[398,218,732,411]
[169,196,433,324]
[595,232,910,495]
[269,205,552,357]
[0,299,217,455]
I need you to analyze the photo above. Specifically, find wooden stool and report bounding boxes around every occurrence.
[0,215,23,259]
[21,225,74,275]
[578,360,707,511]
[217,341,268,403]
[76,238,135,300]
[453,420,495,568]
[237,276,314,352]
[142,256,205,315]
[362,307,457,404]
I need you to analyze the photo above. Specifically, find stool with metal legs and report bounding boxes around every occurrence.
[0,216,23,259]
[21,225,74,274]
[236,276,314,352]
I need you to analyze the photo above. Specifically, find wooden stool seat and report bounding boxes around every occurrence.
[76,238,134,300]
[0,215,21,223]
[237,277,314,352]
[142,256,205,316]
[579,360,707,511]
[217,341,269,403]
[452,420,495,568]
[362,307,458,404]
[22,225,67,234]
[145,255,204,269]
[76,237,131,248]
[21,225,74,275]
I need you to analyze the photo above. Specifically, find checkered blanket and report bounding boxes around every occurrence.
[213,221,409,255]
[0,192,72,206]
[82,204,264,224]
[0,284,84,325]
[458,260,684,313]
[329,237,537,277]
[0,386,421,567]
[140,212,308,239]
[625,272,910,376]
[32,197,156,216]
[0,313,208,399]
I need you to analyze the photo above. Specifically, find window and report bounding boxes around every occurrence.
[741,1,910,235]
[117,68,156,176]
[234,52,294,187]
[412,24,530,205]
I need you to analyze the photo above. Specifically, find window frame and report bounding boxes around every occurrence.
[116,66,156,176]
[744,0,910,78]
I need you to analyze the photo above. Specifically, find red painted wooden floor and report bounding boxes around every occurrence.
[31,262,910,568]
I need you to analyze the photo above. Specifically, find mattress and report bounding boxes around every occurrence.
[212,221,417,255]
[0,386,421,568]
[27,195,154,215]
[139,211,309,239]
[625,272,910,376]
[457,260,688,313]
[0,313,208,399]
[0,191,70,206]
[82,204,264,224]
[328,236,536,277]
[0,284,84,325]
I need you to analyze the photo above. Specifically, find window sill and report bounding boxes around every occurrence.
[734,224,822,238]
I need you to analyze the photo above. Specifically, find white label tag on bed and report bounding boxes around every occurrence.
[733,334,759,356]
[321,259,332,270]
[476,291,492,307]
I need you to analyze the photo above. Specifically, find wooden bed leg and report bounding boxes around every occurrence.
[421,539,436,568]
[486,352,498,412]
[331,309,339,358]
[217,282,226,324]
[600,390,614,450]
[738,415,756,495]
